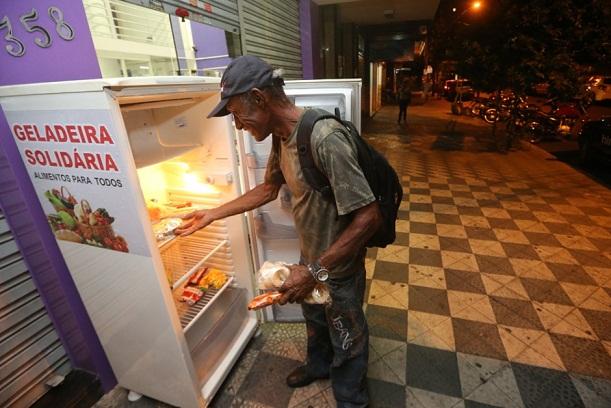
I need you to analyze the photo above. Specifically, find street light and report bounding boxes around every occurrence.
[453,1,483,18]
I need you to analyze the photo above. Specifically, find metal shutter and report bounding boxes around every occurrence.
[238,0,303,79]
[0,209,72,408]
[122,0,241,34]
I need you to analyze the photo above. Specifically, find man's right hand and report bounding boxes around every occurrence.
[174,209,215,236]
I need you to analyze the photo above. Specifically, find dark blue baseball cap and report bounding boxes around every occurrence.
[207,55,275,118]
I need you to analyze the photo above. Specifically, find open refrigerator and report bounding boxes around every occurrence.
[0,76,360,407]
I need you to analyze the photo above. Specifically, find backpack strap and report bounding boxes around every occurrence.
[296,109,342,198]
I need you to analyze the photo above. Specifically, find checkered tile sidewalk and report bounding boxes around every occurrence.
[208,105,611,408]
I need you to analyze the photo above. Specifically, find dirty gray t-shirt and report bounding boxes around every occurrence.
[264,111,375,278]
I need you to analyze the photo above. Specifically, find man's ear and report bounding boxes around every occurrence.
[251,88,266,106]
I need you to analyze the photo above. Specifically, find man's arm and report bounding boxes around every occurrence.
[279,201,381,304]
[175,181,281,236]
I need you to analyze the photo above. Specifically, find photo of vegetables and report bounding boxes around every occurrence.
[45,186,129,253]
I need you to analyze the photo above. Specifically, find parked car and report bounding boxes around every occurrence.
[578,116,611,165]
[443,79,474,101]
[588,75,611,102]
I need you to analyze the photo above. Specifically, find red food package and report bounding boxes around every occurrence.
[181,287,203,305]
[189,267,208,286]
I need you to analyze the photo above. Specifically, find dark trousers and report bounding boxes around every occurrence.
[398,99,410,122]
[300,259,369,408]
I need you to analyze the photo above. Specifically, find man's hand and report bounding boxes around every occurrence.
[174,209,215,236]
[279,264,317,305]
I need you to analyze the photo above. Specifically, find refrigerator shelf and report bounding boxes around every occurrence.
[175,276,234,331]
[160,238,229,290]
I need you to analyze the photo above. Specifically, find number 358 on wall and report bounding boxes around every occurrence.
[0,7,75,57]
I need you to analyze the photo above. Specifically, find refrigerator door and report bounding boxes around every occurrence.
[237,79,361,322]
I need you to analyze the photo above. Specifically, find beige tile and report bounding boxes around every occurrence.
[451,299,496,324]
[454,198,479,207]
[409,233,441,250]
[550,204,585,215]
[521,195,547,204]
[481,273,506,293]
[430,189,453,197]
[549,309,597,340]
[410,330,455,351]
[509,259,556,281]
[559,282,599,307]
[407,311,430,340]
[554,235,598,251]
[449,184,471,192]
[529,334,566,370]
[368,291,406,309]
[498,326,529,360]
[449,255,480,272]
[532,245,564,261]
[493,229,530,245]
[410,194,433,204]
[400,200,410,210]
[590,215,611,228]
[581,288,611,312]
[432,204,459,214]
[469,239,506,257]
[533,211,567,224]
[501,201,530,211]
[515,220,550,233]
[506,181,529,189]
[410,181,430,189]
[584,266,611,287]
[409,211,436,223]
[408,265,446,289]
[377,245,410,263]
[489,185,513,194]
[441,250,471,268]
[472,191,497,200]
[429,318,456,351]
[533,302,575,330]
[365,258,376,279]
[481,208,512,219]
[447,291,488,315]
[512,345,565,370]
[573,224,611,239]
[437,224,467,238]
[460,215,491,228]
[396,220,410,233]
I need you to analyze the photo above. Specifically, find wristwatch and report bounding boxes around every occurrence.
[308,260,329,282]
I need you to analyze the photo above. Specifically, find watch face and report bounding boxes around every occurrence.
[317,269,329,282]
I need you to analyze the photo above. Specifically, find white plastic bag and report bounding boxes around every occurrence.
[256,261,330,304]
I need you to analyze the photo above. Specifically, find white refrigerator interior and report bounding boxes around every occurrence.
[0,77,360,407]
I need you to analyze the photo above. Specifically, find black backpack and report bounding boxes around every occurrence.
[296,109,403,248]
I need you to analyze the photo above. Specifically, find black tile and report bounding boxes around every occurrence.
[398,209,410,220]
[366,247,378,259]
[436,213,463,225]
[564,214,595,225]
[550,333,611,380]
[439,236,472,253]
[475,254,516,276]
[580,309,611,341]
[432,196,455,205]
[519,278,574,305]
[237,352,298,407]
[489,296,544,330]
[470,185,491,192]
[366,304,407,342]
[393,232,410,246]
[365,278,372,302]
[477,199,502,208]
[465,227,497,241]
[500,242,540,260]
[409,202,433,212]
[527,203,555,212]
[487,218,520,230]
[506,210,537,220]
[409,285,450,316]
[545,263,597,285]
[543,222,579,235]
[579,206,611,216]
[368,378,406,408]
[457,206,484,216]
[409,247,443,267]
[589,237,611,252]
[452,191,475,198]
[568,249,611,268]
[429,183,448,189]
[511,363,585,408]
[445,269,487,294]
[410,222,437,235]
[374,260,409,283]
[31,370,103,408]
[410,188,431,195]
[405,343,463,397]
[523,232,562,246]
[453,318,507,360]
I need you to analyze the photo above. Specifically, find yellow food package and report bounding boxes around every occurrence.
[199,268,227,290]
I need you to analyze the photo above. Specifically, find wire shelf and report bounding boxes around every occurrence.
[174,276,233,331]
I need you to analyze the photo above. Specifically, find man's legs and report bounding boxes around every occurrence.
[325,262,369,408]
[300,302,334,376]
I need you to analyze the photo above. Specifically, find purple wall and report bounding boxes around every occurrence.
[191,21,232,71]
[0,0,115,391]
[299,0,321,79]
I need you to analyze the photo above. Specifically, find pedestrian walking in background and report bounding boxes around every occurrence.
[397,78,412,124]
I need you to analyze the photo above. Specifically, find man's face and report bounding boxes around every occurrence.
[226,92,271,142]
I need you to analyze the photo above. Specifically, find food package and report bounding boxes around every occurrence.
[248,291,283,310]
[254,261,330,306]
[180,286,203,305]
[152,218,183,241]
[199,268,228,290]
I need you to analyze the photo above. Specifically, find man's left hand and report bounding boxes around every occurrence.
[279,264,317,304]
